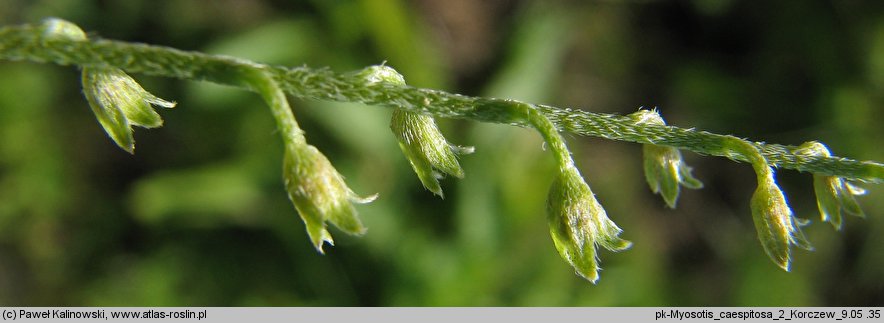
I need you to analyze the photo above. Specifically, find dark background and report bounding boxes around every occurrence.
[0,0,882,306]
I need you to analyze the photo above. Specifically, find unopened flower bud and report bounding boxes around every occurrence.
[49,18,176,153]
[358,65,473,198]
[82,67,176,153]
[356,64,407,85]
[795,141,866,230]
[391,110,474,197]
[630,109,702,208]
[750,169,813,271]
[283,143,377,253]
[41,18,87,41]
[547,167,632,283]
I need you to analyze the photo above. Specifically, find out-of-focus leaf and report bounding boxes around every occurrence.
[189,19,320,109]
[128,162,265,226]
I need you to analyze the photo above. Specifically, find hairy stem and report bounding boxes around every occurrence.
[1,22,881,182]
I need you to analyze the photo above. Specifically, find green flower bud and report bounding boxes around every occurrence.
[391,110,474,197]
[723,137,813,271]
[795,141,866,230]
[47,18,176,153]
[630,110,703,208]
[247,64,376,253]
[283,143,377,253]
[357,65,473,198]
[547,166,632,283]
[82,67,176,153]
[750,169,813,271]
[355,64,407,85]
[41,18,87,41]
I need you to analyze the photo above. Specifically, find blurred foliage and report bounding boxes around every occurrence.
[0,0,882,306]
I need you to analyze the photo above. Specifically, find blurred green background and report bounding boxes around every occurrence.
[1,0,882,306]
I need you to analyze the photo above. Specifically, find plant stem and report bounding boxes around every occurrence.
[1,22,881,182]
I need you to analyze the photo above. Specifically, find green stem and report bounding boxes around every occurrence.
[513,101,572,169]
[719,136,775,184]
[244,68,306,147]
[2,23,882,182]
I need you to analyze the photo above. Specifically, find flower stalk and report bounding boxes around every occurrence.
[0,18,880,282]
[0,21,878,181]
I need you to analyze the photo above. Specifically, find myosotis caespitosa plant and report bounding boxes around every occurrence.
[1,18,881,283]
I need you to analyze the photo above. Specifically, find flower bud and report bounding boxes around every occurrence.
[750,170,813,271]
[391,110,474,197]
[795,141,866,230]
[721,137,813,271]
[630,109,702,208]
[358,65,473,198]
[283,143,377,253]
[547,167,632,283]
[41,18,87,41]
[82,67,176,153]
[355,64,407,85]
[49,17,176,153]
